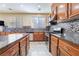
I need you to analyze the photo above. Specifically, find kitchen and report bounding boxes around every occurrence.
[0,3,79,56]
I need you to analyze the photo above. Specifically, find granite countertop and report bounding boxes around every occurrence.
[51,32,79,44]
[0,33,29,49]
[3,28,49,33]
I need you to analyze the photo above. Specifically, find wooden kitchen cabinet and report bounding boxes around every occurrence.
[69,3,79,17]
[51,3,79,22]
[51,35,59,56]
[51,3,57,20]
[33,32,45,41]
[0,32,19,35]
[0,32,6,35]
[33,32,39,41]
[51,42,58,56]
[38,32,45,41]
[57,3,68,22]
[58,47,70,56]
[59,39,79,56]
[0,43,19,56]
[26,36,30,55]
[20,35,29,56]
[50,34,79,56]
[0,34,29,56]
[51,3,69,22]
[51,3,57,16]
[20,37,27,56]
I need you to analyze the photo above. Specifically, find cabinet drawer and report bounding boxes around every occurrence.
[59,39,79,56]
[0,43,19,56]
[51,35,58,46]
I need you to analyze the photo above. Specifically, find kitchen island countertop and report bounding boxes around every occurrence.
[0,33,29,50]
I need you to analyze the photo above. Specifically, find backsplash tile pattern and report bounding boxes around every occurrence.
[50,20,79,32]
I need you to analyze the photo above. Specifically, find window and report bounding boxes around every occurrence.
[32,16,46,28]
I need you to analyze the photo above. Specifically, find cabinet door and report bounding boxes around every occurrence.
[0,43,19,56]
[51,3,57,19]
[33,32,39,41]
[57,3,68,22]
[51,35,59,56]
[33,32,45,41]
[58,47,70,56]
[70,3,79,17]
[20,37,27,56]
[59,39,79,56]
[38,32,45,41]
[26,36,29,55]
[51,42,58,56]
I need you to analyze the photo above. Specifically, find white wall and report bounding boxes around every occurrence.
[0,13,49,28]
[0,13,48,27]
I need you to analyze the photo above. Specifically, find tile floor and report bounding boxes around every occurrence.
[27,42,52,56]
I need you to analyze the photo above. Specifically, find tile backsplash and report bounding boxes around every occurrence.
[50,19,79,32]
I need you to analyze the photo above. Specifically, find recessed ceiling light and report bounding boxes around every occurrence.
[37,5,41,11]
[38,5,41,8]
[59,5,64,8]
[2,4,6,7]
[20,4,24,7]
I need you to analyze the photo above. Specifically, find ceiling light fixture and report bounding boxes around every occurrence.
[59,5,64,8]
[37,5,41,11]
[38,5,41,8]
[20,4,24,7]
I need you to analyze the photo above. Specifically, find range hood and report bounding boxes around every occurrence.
[49,20,57,25]
[49,14,57,25]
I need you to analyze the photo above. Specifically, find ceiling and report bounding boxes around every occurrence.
[0,3,51,13]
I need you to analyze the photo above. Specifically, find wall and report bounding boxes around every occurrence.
[0,13,49,28]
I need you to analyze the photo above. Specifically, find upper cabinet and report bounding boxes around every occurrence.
[57,3,68,22]
[69,3,79,18]
[51,4,57,18]
[51,3,79,22]
[51,3,69,22]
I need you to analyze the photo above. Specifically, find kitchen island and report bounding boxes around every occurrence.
[0,33,29,56]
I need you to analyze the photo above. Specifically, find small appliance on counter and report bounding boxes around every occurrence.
[49,26,64,34]
[0,21,5,31]
[53,27,64,34]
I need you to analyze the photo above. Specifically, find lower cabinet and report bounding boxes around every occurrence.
[51,34,79,56]
[33,32,45,41]
[20,37,27,56]
[20,36,29,56]
[0,32,6,35]
[58,47,70,56]
[59,39,79,56]
[0,34,29,56]
[51,35,59,56]
[26,36,30,55]
[0,43,19,56]
[51,42,58,56]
